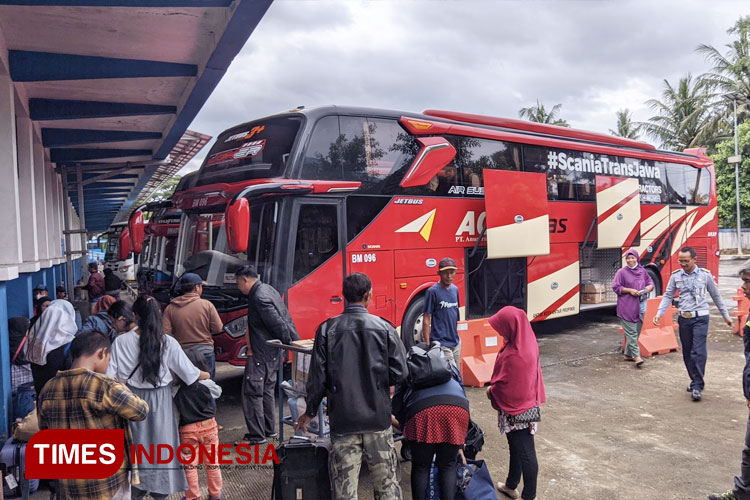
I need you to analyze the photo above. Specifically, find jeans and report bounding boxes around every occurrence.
[184,344,216,380]
[409,442,461,500]
[678,315,710,391]
[179,418,223,500]
[440,341,462,369]
[506,428,538,500]
[241,355,277,441]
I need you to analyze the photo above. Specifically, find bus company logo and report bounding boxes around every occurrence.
[224,125,265,142]
[395,209,436,242]
[393,198,424,205]
[25,429,280,480]
[233,139,266,159]
[545,149,661,180]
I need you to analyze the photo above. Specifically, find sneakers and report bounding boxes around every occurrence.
[497,482,520,499]
[267,432,279,439]
[692,389,702,401]
[708,490,738,500]
[234,433,267,446]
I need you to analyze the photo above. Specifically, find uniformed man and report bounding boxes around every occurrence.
[653,246,732,401]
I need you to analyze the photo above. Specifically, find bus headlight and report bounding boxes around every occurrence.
[224,315,248,338]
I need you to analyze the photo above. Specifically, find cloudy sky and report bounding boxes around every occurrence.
[180,0,748,173]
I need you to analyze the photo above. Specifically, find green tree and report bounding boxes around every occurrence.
[609,109,640,139]
[697,16,750,122]
[518,100,570,127]
[712,121,750,227]
[638,74,722,150]
[145,174,182,203]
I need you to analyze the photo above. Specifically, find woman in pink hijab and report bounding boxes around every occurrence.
[486,306,545,500]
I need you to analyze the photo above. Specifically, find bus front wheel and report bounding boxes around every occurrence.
[401,296,425,348]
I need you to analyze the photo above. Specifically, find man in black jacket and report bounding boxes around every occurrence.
[709,266,750,500]
[235,265,299,445]
[297,273,408,500]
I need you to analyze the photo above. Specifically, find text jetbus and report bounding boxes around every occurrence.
[128,106,717,365]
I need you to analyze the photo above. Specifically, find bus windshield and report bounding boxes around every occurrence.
[195,116,303,187]
[177,200,279,288]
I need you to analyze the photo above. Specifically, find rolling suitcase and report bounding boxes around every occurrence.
[1,437,39,499]
[272,436,332,500]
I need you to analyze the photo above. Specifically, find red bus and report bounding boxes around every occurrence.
[134,106,717,365]
[135,173,197,303]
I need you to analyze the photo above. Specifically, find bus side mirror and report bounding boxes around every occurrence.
[119,228,132,261]
[129,210,145,255]
[399,137,457,188]
[225,198,250,254]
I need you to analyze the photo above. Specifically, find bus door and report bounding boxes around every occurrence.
[286,198,347,339]
[595,176,641,249]
[346,248,395,323]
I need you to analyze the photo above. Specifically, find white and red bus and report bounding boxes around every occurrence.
[135,173,197,303]
[128,106,717,365]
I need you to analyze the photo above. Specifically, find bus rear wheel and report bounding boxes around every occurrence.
[401,296,425,348]
[646,267,661,297]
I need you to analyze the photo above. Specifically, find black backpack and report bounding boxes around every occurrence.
[407,342,452,389]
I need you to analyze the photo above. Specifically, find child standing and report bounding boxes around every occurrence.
[175,350,224,500]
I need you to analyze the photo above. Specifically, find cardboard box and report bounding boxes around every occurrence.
[581,282,606,304]
[291,339,315,390]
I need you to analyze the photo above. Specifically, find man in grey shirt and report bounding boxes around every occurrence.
[653,246,732,401]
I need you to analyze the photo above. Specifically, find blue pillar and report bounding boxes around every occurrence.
[44,267,54,292]
[51,265,58,288]
[7,274,32,318]
[0,282,10,440]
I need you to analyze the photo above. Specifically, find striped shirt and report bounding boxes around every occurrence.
[38,367,149,500]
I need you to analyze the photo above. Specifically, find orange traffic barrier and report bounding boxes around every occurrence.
[620,296,679,358]
[457,319,504,387]
[732,288,749,336]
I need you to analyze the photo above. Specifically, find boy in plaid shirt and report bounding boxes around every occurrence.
[38,331,149,500]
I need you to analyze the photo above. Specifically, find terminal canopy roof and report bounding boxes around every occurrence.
[0,0,272,232]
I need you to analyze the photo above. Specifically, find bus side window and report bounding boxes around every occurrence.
[301,115,345,180]
[293,204,339,283]
[458,138,520,191]
[688,167,710,205]
[665,163,689,205]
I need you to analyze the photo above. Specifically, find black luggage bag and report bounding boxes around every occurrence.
[272,436,332,500]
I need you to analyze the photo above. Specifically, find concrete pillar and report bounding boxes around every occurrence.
[34,142,49,264]
[0,73,21,281]
[48,164,60,262]
[16,116,39,271]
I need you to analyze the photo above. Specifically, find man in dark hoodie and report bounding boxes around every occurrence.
[235,265,299,445]
[163,273,223,379]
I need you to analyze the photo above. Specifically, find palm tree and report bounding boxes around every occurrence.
[609,109,640,139]
[637,74,724,150]
[518,100,570,127]
[696,16,750,121]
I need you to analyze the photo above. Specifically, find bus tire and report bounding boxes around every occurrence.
[401,296,425,348]
[646,267,661,297]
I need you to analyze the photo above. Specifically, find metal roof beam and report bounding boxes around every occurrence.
[10,51,197,82]
[42,128,161,147]
[51,148,152,163]
[155,0,273,158]
[0,1,231,5]
[30,99,175,121]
